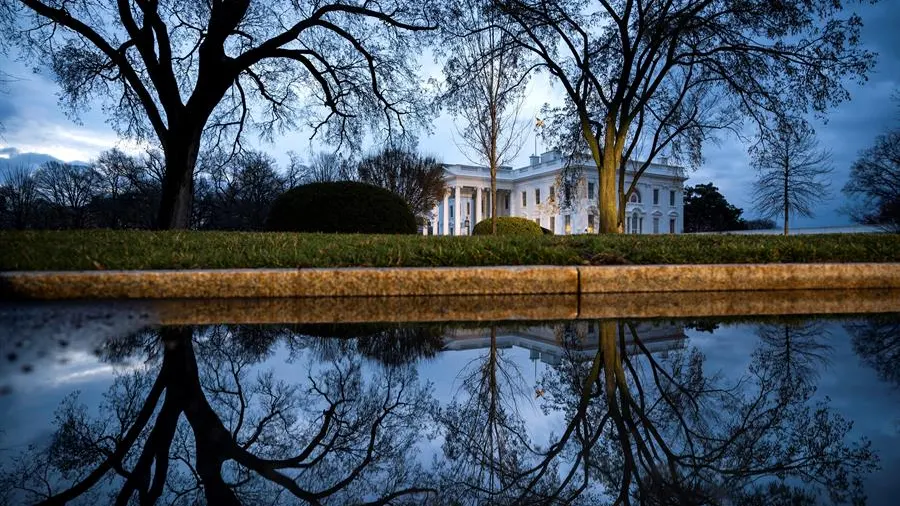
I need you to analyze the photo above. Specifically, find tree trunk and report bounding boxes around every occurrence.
[157,133,202,230]
[491,168,497,235]
[783,167,790,236]
[598,128,621,234]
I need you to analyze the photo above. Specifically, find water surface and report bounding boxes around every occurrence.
[1,311,898,505]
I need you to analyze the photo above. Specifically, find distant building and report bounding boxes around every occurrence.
[442,321,687,365]
[426,150,687,235]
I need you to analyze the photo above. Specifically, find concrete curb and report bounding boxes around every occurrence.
[1,263,899,300]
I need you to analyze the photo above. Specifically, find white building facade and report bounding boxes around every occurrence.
[425,150,688,235]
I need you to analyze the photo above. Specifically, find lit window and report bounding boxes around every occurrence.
[588,214,595,233]
[564,215,571,234]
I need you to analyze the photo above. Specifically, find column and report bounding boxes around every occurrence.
[442,191,449,236]
[454,186,462,236]
[431,206,439,235]
[475,187,483,226]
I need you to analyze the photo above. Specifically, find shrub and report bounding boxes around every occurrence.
[266,181,417,234]
[472,216,543,236]
[540,226,553,235]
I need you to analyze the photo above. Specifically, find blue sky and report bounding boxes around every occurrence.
[0,1,898,228]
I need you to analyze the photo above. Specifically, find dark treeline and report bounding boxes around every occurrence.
[0,146,445,231]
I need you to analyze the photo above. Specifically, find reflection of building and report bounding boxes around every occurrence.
[426,151,687,235]
[442,321,687,366]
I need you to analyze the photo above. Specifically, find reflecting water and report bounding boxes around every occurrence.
[0,316,898,505]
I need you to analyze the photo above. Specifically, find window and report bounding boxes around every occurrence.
[466,202,470,214]
[450,206,454,218]
[626,216,631,234]
[522,191,527,207]
[588,182,595,199]
[564,215,572,234]
[588,215,595,233]
[535,188,541,205]
[669,190,676,207]
[565,186,571,201]
[549,186,555,202]
[550,217,556,234]
[629,191,641,203]
[653,188,659,205]
[669,218,676,234]
[535,217,541,226]
[505,194,510,210]
[631,212,639,234]
[653,217,659,234]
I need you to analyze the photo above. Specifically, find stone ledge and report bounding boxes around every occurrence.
[0,266,578,299]
[1,263,899,300]
[578,263,900,293]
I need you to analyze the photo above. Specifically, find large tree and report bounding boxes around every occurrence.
[492,0,876,233]
[751,119,833,235]
[2,0,436,229]
[843,128,900,231]
[441,0,531,234]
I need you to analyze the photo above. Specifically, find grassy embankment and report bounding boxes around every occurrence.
[1,230,898,271]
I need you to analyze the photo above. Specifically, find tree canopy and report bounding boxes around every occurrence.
[1,0,438,228]
[684,183,745,232]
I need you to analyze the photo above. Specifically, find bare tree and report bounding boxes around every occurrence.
[298,151,357,183]
[843,128,900,231]
[33,161,99,228]
[0,165,40,229]
[356,147,447,223]
[2,0,437,229]
[441,0,531,234]
[751,119,832,235]
[492,0,875,233]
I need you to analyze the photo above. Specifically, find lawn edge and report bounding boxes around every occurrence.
[2,263,899,300]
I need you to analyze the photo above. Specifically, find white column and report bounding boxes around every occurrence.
[442,192,449,236]
[475,187,483,225]
[454,186,462,236]
[431,206,439,235]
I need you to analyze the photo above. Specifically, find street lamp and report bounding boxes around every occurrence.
[464,218,470,235]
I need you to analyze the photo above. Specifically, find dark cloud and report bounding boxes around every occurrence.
[694,2,900,228]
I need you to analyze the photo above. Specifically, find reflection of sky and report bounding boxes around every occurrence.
[1,318,899,504]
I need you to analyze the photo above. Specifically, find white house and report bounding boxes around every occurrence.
[426,150,688,235]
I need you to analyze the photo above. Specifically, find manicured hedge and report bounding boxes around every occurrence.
[472,216,544,236]
[266,181,416,234]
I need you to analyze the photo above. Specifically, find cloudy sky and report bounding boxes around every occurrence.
[0,1,898,228]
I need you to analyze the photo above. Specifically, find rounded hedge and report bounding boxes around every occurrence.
[472,216,544,236]
[266,181,417,234]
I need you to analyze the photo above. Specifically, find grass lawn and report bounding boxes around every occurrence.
[1,230,899,271]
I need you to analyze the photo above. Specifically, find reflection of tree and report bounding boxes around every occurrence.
[290,323,446,367]
[756,320,833,386]
[0,325,435,505]
[438,320,877,504]
[437,326,551,503]
[845,317,900,387]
